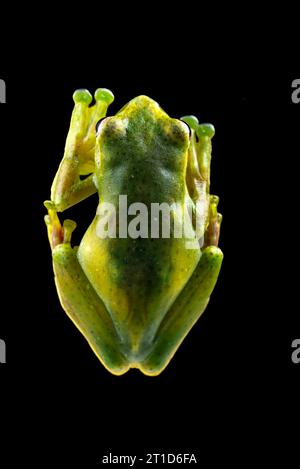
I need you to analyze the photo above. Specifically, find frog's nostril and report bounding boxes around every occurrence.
[96,117,107,135]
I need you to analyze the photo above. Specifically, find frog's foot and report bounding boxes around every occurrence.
[50,88,114,212]
[69,88,115,168]
[181,115,221,246]
[44,200,76,250]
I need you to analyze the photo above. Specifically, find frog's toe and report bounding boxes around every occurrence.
[62,219,77,244]
[180,115,199,130]
[44,200,77,249]
[180,115,215,139]
[73,88,93,105]
[197,123,215,138]
[94,88,114,105]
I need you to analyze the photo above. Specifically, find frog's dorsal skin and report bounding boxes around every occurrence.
[78,96,200,360]
[45,89,223,375]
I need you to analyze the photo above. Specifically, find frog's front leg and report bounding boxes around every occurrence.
[139,246,223,376]
[50,88,114,212]
[44,205,130,375]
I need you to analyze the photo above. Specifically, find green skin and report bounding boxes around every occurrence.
[44,89,223,376]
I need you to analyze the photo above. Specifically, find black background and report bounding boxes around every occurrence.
[0,21,299,467]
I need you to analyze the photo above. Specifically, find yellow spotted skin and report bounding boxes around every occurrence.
[44,90,223,376]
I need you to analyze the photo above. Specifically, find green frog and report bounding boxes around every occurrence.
[44,88,223,375]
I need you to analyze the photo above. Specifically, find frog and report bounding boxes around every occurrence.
[44,87,223,376]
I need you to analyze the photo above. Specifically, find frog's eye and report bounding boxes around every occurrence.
[181,120,192,138]
[96,117,107,135]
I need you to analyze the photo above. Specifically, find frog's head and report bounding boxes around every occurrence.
[94,94,215,214]
[95,95,190,172]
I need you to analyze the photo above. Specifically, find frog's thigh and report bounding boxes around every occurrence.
[139,246,223,376]
[52,243,129,375]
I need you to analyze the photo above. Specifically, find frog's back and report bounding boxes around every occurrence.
[97,95,189,206]
[78,96,200,359]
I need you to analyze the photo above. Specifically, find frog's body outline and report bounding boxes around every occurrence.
[45,89,223,376]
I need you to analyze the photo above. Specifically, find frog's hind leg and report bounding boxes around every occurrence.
[44,204,130,375]
[139,246,223,376]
